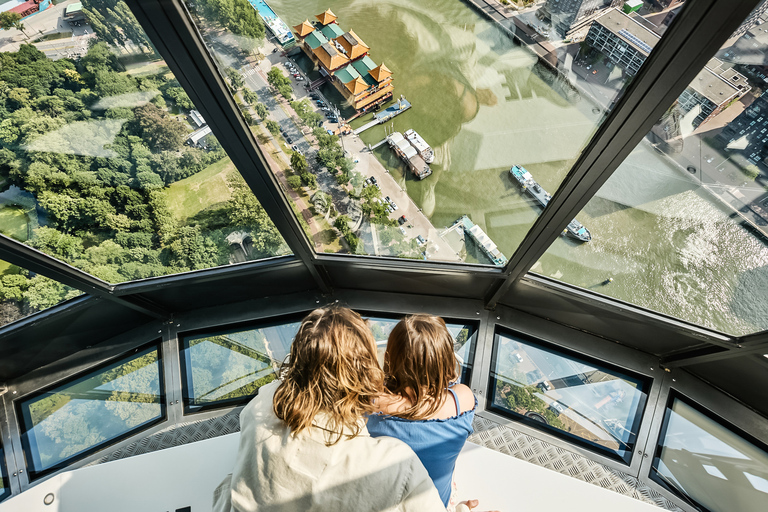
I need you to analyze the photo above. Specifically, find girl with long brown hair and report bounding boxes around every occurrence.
[368,314,478,511]
[213,306,448,512]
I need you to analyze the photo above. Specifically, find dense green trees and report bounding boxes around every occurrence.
[0,43,285,322]
[197,0,265,41]
[291,99,323,128]
[267,67,292,100]
[82,0,157,57]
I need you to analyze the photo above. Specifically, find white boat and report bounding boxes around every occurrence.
[404,129,434,163]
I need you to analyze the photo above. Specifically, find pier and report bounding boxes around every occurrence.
[454,215,507,266]
[353,97,412,135]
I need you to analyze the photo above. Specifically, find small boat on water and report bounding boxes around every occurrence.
[509,165,592,243]
[404,129,434,163]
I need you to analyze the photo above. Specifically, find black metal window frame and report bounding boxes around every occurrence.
[0,442,9,503]
[178,309,480,414]
[15,341,166,481]
[649,390,768,512]
[178,312,306,414]
[0,0,761,355]
[486,325,652,465]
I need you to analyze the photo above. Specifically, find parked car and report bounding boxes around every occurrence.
[385,196,391,202]
[391,203,398,211]
[399,226,407,235]
[416,235,426,245]
[285,136,292,144]
[537,381,552,392]
[514,353,523,363]
[549,401,567,415]
[291,145,302,155]
[397,215,407,225]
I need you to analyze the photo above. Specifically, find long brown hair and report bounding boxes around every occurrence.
[384,314,458,420]
[273,306,384,444]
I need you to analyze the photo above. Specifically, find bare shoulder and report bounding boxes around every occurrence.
[376,393,410,415]
[452,383,476,412]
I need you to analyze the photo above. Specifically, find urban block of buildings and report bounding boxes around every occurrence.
[540,0,623,40]
[293,9,394,112]
[719,90,768,166]
[587,8,750,128]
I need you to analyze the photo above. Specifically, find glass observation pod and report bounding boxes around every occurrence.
[0,0,767,511]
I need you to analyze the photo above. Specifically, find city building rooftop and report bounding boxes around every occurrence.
[690,58,750,104]
[595,8,660,55]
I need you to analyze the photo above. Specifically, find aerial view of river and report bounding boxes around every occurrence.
[268,0,768,336]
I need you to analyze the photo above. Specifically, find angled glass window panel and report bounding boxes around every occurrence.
[536,1,768,335]
[0,257,82,329]
[17,344,164,479]
[366,315,478,385]
[183,0,658,264]
[180,317,302,413]
[0,0,288,286]
[0,442,9,503]
[652,396,768,512]
[488,329,650,463]
[180,312,478,412]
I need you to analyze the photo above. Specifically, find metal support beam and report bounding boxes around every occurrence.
[486,0,763,308]
[662,331,768,368]
[0,235,168,319]
[124,0,331,294]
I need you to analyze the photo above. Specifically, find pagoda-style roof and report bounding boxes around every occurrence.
[304,30,329,50]
[320,22,345,40]
[335,64,361,85]
[351,56,378,86]
[335,30,369,61]
[315,42,350,71]
[293,20,315,38]
[345,77,369,95]
[369,63,392,82]
[315,8,337,26]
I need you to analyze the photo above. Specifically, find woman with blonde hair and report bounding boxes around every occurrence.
[368,314,478,511]
[212,306,448,512]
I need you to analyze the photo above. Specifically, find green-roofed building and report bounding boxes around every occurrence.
[320,23,345,40]
[334,64,361,85]
[351,56,378,86]
[64,2,85,20]
[304,31,329,50]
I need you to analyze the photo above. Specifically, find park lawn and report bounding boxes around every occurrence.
[0,207,29,242]
[162,158,237,222]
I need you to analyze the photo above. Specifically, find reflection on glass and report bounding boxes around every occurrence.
[366,316,478,384]
[180,319,301,412]
[184,0,652,263]
[0,0,288,285]
[537,1,768,335]
[181,314,478,412]
[0,257,81,328]
[17,345,164,478]
[653,397,768,512]
[488,330,649,462]
[0,442,9,502]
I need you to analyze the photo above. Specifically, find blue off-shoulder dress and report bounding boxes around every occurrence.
[367,385,476,507]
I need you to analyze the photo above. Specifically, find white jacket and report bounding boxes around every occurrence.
[212,381,446,512]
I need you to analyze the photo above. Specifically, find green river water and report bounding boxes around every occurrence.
[268,0,768,336]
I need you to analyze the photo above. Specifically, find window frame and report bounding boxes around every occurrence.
[178,308,480,414]
[0,441,9,503]
[650,391,768,512]
[178,312,306,414]
[485,325,652,465]
[15,341,166,481]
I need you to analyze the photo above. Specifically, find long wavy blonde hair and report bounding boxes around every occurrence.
[273,306,384,444]
[384,314,458,420]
